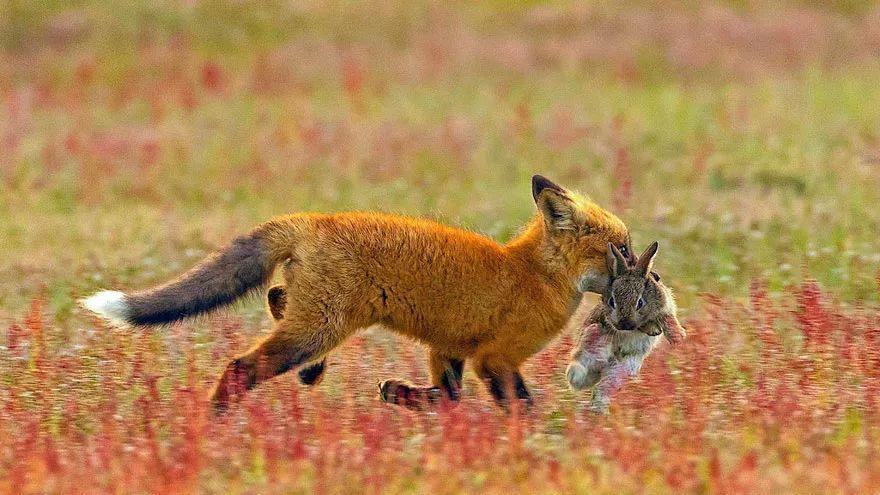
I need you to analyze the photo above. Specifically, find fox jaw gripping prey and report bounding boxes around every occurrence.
[567,241,686,414]
[80,175,631,413]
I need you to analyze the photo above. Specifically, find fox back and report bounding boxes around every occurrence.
[81,175,632,367]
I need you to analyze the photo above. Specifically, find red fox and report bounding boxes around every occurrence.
[81,176,631,411]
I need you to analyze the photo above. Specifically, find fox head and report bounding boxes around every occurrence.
[529,175,631,289]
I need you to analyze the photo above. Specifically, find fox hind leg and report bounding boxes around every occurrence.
[267,284,328,386]
[211,313,351,413]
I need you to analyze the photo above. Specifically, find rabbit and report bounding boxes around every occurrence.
[567,241,686,414]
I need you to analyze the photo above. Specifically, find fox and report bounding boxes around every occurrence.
[80,175,631,412]
[566,241,686,414]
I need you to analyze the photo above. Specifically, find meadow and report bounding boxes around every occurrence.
[2,1,880,493]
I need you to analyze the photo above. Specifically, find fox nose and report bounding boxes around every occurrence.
[618,319,636,331]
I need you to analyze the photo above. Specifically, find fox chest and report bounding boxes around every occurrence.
[499,318,571,360]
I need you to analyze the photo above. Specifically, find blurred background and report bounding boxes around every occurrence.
[3,1,880,321]
[4,2,880,493]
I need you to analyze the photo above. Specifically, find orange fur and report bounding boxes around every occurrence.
[208,176,629,410]
[81,176,629,410]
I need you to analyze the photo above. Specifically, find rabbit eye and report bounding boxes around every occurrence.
[618,245,629,259]
[608,295,616,309]
[637,296,646,310]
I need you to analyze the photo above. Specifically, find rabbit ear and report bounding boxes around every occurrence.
[606,243,628,277]
[635,241,659,275]
[623,239,638,265]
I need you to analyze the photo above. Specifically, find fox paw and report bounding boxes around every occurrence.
[379,380,442,410]
[378,380,402,402]
[298,360,326,386]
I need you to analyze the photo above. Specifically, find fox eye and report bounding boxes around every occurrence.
[608,295,616,309]
[637,296,646,310]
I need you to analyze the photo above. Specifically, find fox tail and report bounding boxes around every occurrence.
[80,218,296,326]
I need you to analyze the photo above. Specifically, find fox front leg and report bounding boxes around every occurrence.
[379,352,465,411]
[472,357,533,411]
[378,381,445,410]
[477,370,532,412]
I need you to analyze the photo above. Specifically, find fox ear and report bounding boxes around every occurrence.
[606,243,628,277]
[578,270,610,294]
[531,175,566,201]
[532,175,577,231]
[636,241,659,275]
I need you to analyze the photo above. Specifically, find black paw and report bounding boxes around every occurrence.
[298,360,326,386]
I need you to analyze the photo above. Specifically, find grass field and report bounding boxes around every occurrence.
[3,1,880,493]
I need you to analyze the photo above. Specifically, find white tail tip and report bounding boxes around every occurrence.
[80,290,130,327]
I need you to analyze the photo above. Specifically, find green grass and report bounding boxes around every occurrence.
[2,1,880,493]
[4,65,880,317]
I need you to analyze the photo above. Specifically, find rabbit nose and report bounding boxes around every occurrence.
[618,319,636,331]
